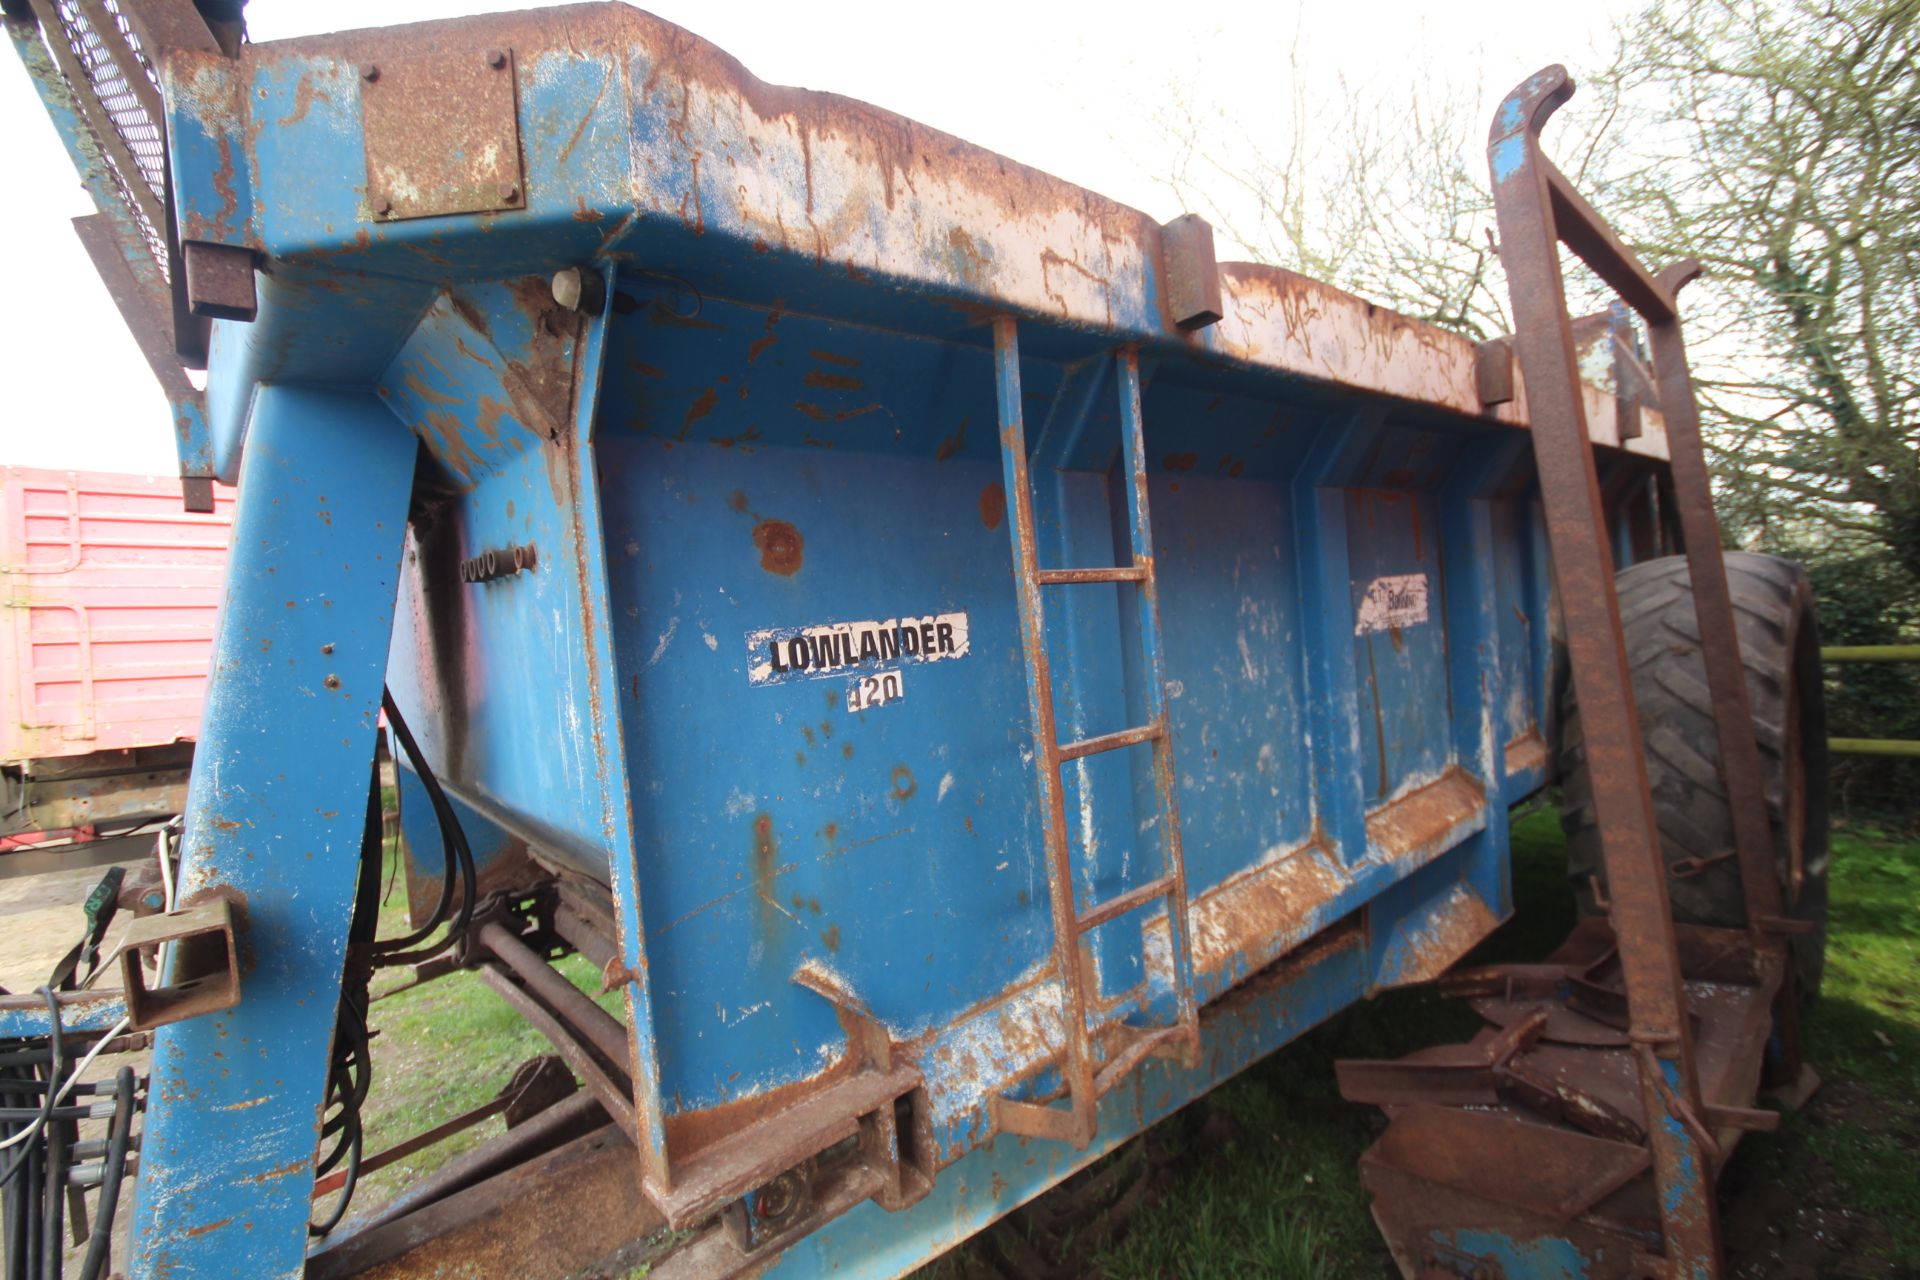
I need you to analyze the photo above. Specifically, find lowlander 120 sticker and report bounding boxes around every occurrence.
[745,611,970,710]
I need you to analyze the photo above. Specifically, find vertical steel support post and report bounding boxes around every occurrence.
[1440,438,1532,918]
[128,386,416,1278]
[1488,68,1721,1277]
[567,264,674,1193]
[1113,350,1197,1037]
[1291,412,1387,863]
[1644,266,1789,933]
[992,317,1098,1148]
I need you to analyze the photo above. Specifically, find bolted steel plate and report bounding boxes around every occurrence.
[359,48,524,221]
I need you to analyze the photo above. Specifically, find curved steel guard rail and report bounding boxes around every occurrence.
[1490,63,1797,1278]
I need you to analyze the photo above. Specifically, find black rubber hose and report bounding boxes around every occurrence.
[377,692,476,965]
[2,1063,28,1280]
[76,1066,135,1280]
[372,693,467,959]
[0,991,61,1195]
[380,694,474,955]
[21,1139,39,1280]
[306,1094,361,1238]
[39,1103,62,1280]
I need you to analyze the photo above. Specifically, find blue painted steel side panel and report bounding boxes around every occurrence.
[127,388,416,1279]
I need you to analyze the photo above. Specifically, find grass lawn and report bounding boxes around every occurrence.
[350,810,1920,1277]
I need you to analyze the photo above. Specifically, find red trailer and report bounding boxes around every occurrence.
[1,466,233,862]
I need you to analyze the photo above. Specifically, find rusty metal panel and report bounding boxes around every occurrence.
[359,47,524,221]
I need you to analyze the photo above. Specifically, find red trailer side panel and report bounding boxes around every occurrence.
[1,467,234,762]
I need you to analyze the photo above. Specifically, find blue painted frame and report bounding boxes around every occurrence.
[127,388,416,1277]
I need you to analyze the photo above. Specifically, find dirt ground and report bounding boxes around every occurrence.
[1720,1075,1918,1280]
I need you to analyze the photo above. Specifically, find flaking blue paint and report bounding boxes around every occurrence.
[1491,135,1530,185]
[1445,1228,1588,1280]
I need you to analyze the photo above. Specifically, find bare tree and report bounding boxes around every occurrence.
[1155,2,1919,581]
[1152,35,1624,342]
[1607,0,1920,579]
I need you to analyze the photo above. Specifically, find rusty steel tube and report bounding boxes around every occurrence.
[476,921,628,1068]
[1647,262,1787,930]
[1488,65,1723,1274]
[552,900,620,976]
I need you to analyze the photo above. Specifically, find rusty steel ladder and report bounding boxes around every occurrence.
[1486,65,1801,1276]
[989,318,1200,1149]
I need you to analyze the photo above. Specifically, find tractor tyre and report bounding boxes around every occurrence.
[1557,552,1830,997]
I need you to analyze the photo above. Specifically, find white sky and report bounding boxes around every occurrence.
[0,0,1626,476]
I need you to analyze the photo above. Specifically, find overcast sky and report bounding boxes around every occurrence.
[0,0,1626,477]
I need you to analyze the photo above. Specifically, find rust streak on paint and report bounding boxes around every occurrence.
[932,416,969,464]
[748,305,784,362]
[678,387,719,440]
[803,370,863,391]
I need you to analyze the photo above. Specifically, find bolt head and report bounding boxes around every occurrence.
[372,195,392,216]
[500,182,521,203]
[359,63,379,81]
[487,48,508,69]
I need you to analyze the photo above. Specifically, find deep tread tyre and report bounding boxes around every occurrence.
[1558,552,1830,996]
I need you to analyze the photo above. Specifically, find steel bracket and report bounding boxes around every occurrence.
[115,896,241,1030]
[359,47,526,221]
[1161,213,1224,331]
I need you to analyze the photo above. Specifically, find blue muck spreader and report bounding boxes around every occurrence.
[1,3,1829,1277]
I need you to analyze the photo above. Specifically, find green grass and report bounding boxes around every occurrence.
[355,810,1920,1274]
[1728,827,1920,1265]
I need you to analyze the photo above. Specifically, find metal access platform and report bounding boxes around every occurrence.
[0,4,1820,1278]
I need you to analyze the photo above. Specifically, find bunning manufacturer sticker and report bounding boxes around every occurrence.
[1355,574,1429,635]
[746,612,969,687]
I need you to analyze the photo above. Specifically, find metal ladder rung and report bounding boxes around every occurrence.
[1035,566,1148,585]
[1094,1025,1189,1097]
[991,1095,1083,1144]
[1057,720,1163,762]
[1073,873,1174,935]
